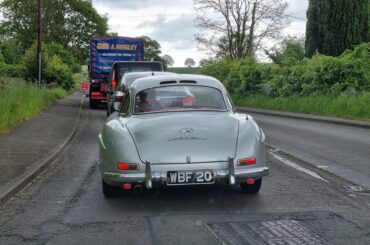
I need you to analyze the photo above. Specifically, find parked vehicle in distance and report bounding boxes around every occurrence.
[98,74,269,197]
[106,71,174,116]
[89,37,145,109]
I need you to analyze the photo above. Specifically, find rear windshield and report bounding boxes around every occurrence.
[134,85,227,114]
[117,63,163,80]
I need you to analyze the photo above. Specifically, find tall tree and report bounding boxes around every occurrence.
[0,0,108,61]
[195,0,289,59]
[305,0,369,57]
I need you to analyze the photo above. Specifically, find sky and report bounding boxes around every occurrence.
[92,0,309,66]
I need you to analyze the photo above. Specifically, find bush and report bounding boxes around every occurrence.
[201,42,370,97]
[22,43,75,90]
[45,55,73,90]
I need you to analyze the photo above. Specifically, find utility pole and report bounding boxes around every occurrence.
[37,0,42,86]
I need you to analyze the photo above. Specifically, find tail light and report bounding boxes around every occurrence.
[116,91,126,102]
[117,163,138,170]
[112,79,117,89]
[101,83,107,92]
[238,157,256,165]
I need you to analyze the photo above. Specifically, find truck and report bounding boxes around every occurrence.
[88,37,145,109]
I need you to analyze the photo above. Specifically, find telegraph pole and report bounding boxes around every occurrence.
[37,0,42,86]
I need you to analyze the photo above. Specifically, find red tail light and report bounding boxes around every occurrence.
[247,179,255,185]
[123,183,132,190]
[116,94,126,102]
[238,157,256,165]
[101,83,107,91]
[112,79,117,88]
[117,163,138,170]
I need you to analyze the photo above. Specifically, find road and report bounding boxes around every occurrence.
[0,100,370,245]
[249,113,370,190]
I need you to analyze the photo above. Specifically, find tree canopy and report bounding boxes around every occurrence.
[305,0,369,57]
[163,54,175,67]
[185,58,196,67]
[0,0,108,61]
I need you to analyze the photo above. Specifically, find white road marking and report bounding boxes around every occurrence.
[317,165,329,169]
[269,151,329,183]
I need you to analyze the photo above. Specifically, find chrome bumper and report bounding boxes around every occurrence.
[103,159,269,188]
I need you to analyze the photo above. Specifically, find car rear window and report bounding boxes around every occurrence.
[134,85,227,114]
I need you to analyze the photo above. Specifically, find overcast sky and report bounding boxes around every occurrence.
[93,0,309,66]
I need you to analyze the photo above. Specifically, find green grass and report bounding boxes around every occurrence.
[0,78,68,133]
[168,67,202,74]
[233,93,370,121]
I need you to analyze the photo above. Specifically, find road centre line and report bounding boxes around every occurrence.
[268,151,329,183]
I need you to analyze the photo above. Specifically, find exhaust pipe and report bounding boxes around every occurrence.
[133,184,143,194]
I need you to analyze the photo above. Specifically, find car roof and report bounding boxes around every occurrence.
[130,74,226,93]
[121,72,175,87]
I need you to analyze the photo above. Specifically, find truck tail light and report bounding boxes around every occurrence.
[112,79,117,88]
[117,163,138,170]
[238,157,256,165]
[101,83,107,92]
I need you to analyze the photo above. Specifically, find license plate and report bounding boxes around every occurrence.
[167,170,214,185]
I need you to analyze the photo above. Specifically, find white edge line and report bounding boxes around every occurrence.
[269,151,329,183]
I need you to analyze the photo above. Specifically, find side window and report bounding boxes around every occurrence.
[120,92,131,115]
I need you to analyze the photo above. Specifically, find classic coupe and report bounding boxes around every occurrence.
[98,74,269,197]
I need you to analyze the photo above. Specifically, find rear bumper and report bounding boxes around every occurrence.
[102,159,269,188]
[90,92,106,101]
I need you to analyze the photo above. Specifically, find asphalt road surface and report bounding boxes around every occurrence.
[249,113,370,190]
[0,100,370,245]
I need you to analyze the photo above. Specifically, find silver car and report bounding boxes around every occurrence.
[98,74,269,197]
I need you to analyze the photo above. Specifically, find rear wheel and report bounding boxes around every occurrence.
[240,178,262,194]
[102,180,120,198]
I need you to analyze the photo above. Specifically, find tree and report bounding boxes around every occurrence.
[0,0,108,61]
[0,39,23,64]
[185,58,196,67]
[305,0,369,57]
[163,54,175,67]
[140,36,167,70]
[195,0,289,59]
[265,36,305,65]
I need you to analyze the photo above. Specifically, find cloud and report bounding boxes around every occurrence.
[93,0,191,10]
[140,14,196,50]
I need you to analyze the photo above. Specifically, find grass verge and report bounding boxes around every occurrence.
[0,78,68,133]
[233,93,370,121]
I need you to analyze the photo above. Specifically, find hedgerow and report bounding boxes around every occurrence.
[202,42,370,97]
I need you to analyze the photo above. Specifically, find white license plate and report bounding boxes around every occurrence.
[167,170,214,185]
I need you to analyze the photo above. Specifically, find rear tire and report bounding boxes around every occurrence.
[240,178,262,194]
[102,180,120,198]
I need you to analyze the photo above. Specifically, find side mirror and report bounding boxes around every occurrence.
[113,102,121,111]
